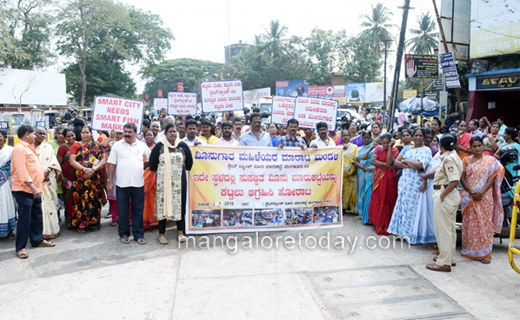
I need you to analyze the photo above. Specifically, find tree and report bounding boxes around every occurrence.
[406,12,438,55]
[304,28,350,86]
[359,3,395,56]
[342,33,382,83]
[55,0,173,107]
[141,58,224,101]
[1,0,54,69]
[63,53,136,106]
[260,20,289,60]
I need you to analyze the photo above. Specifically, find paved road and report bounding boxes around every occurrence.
[0,211,518,320]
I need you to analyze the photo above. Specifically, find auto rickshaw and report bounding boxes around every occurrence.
[44,110,61,128]
[509,181,520,274]
[82,108,93,123]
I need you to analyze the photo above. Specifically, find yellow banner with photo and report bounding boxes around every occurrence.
[187,146,343,234]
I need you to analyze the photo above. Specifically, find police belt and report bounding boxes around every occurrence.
[433,184,449,190]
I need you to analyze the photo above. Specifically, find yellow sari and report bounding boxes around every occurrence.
[342,143,358,212]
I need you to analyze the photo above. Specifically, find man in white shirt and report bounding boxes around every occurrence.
[107,123,151,245]
[310,122,336,148]
[213,121,239,146]
[182,119,207,146]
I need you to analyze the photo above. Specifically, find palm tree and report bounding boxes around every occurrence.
[260,19,288,60]
[406,12,439,55]
[359,3,395,56]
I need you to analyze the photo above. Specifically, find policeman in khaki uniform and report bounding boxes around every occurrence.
[427,134,463,272]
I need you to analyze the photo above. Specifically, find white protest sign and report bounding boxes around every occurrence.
[294,97,338,131]
[243,87,271,104]
[200,80,243,113]
[154,98,167,111]
[271,96,295,125]
[92,96,144,134]
[167,92,197,115]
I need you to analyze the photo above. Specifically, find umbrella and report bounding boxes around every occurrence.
[397,96,440,115]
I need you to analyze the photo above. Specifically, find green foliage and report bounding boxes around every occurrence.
[55,0,174,106]
[359,3,395,57]
[342,33,383,83]
[63,53,136,106]
[1,0,54,69]
[141,58,224,100]
[406,12,439,55]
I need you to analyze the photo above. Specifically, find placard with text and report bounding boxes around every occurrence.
[187,146,343,234]
[200,80,244,113]
[154,98,167,111]
[92,96,144,134]
[167,92,197,115]
[271,96,295,125]
[293,97,338,131]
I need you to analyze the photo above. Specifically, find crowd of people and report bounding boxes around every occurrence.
[1,107,518,273]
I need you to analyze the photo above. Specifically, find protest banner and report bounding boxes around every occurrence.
[293,97,338,131]
[243,87,271,105]
[271,96,295,125]
[154,98,167,111]
[167,92,197,115]
[187,146,343,234]
[92,96,144,134]
[200,80,244,113]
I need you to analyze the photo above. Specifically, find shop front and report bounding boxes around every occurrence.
[466,68,520,125]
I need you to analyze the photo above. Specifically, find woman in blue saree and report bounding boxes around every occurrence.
[354,131,375,224]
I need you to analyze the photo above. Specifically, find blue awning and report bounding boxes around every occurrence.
[466,68,520,78]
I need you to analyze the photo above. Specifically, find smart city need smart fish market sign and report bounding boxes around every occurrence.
[476,74,520,90]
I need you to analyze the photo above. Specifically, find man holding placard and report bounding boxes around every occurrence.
[239,113,272,147]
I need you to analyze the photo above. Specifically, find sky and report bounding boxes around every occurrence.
[119,0,438,92]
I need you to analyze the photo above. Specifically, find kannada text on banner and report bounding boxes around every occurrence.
[167,92,197,115]
[293,97,338,131]
[200,80,244,113]
[271,96,295,125]
[92,96,144,134]
[187,146,343,234]
[154,98,167,111]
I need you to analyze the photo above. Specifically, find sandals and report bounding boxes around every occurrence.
[105,213,112,219]
[120,235,130,244]
[481,257,492,264]
[17,249,28,259]
[37,240,56,247]
[77,228,86,233]
[8,232,16,240]
[432,250,440,256]
[426,244,438,251]
[110,221,118,227]
[136,238,147,245]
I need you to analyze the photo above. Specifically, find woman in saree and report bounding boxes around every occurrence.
[368,133,399,235]
[69,126,107,233]
[143,129,158,229]
[456,121,473,160]
[149,123,193,245]
[371,122,382,141]
[349,123,364,147]
[495,128,520,177]
[396,129,413,155]
[460,136,504,263]
[48,126,66,218]
[341,129,358,213]
[354,131,375,224]
[482,122,503,156]
[388,128,432,243]
[431,118,443,140]
[57,128,75,228]
[0,129,16,239]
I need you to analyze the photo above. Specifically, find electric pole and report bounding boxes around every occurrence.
[381,39,393,129]
[388,0,413,132]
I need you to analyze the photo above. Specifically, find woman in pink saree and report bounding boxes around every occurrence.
[460,136,504,264]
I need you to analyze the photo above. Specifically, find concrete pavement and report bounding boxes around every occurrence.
[0,211,518,320]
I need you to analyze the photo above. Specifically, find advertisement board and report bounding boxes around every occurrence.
[243,87,271,105]
[187,146,343,234]
[346,83,366,102]
[403,90,417,99]
[275,80,310,97]
[307,86,346,104]
[404,55,439,78]
[470,0,520,59]
[439,52,461,89]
